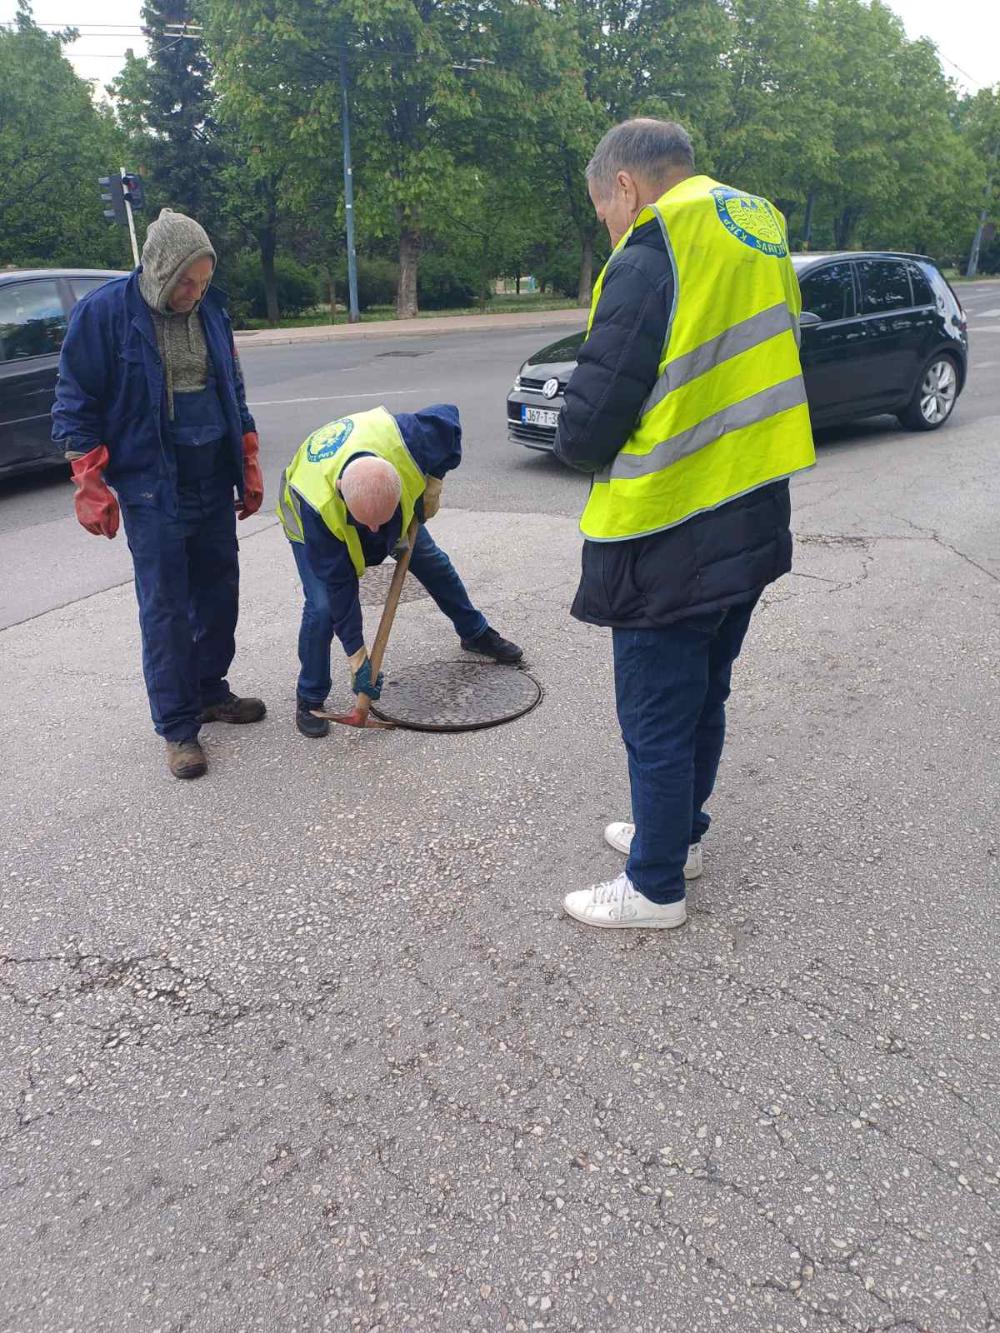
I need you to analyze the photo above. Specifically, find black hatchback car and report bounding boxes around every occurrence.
[0,268,124,478]
[507,251,968,450]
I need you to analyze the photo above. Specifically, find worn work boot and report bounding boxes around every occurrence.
[604,822,704,881]
[460,626,523,664]
[166,739,207,780]
[563,872,686,930]
[199,692,267,725]
[296,698,330,739]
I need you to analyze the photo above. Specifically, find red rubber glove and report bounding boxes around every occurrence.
[69,444,119,539]
[237,431,264,519]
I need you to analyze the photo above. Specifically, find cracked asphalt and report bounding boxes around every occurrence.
[1,283,999,1331]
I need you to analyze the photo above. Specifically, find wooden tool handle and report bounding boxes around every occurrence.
[369,517,419,678]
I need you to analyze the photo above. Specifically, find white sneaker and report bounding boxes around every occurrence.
[603,822,704,880]
[563,872,687,930]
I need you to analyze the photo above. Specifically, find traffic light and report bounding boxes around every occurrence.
[122,173,145,212]
[98,174,127,225]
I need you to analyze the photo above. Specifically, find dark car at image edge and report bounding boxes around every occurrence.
[507,251,969,451]
[0,268,125,479]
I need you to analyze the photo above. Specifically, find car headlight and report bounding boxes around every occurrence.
[512,374,522,392]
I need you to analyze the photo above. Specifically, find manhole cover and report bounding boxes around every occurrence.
[372,660,541,732]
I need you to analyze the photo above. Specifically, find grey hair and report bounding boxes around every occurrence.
[340,455,401,522]
[585,118,694,197]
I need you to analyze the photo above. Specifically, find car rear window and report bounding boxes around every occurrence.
[858,259,912,314]
[70,276,112,303]
[799,262,856,322]
[906,263,934,306]
[0,279,67,362]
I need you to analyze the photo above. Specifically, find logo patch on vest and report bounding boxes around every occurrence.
[711,188,787,257]
[306,417,354,462]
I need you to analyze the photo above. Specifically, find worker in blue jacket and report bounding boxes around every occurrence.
[278,403,523,737]
[52,209,265,781]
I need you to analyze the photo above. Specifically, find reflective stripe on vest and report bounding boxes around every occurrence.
[277,406,425,574]
[580,175,815,542]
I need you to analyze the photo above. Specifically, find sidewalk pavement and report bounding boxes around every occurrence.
[234,306,584,348]
[2,487,998,1330]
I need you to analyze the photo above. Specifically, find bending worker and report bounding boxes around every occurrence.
[278,403,522,737]
[52,208,266,781]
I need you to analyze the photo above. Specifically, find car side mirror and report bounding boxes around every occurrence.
[799,311,822,327]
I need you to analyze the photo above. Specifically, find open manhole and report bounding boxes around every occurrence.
[372,660,541,732]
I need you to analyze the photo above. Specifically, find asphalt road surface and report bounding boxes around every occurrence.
[1,284,999,1331]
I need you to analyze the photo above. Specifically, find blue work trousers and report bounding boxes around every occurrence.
[121,477,239,742]
[612,597,759,903]
[292,525,487,705]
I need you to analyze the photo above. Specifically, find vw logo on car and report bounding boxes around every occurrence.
[542,377,560,399]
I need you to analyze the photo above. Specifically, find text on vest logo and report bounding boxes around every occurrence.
[711,188,787,258]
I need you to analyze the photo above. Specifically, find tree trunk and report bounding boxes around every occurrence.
[515,273,521,295]
[396,229,420,319]
[259,225,279,326]
[834,206,861,250]
[577,231,594,307]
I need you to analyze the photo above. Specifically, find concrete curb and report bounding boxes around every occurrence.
[234,308,584,349]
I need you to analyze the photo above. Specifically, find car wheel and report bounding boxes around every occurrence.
[898,354,959,431]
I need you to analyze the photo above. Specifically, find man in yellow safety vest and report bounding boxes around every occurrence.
[278,403,522,737]
[556,118,815,930]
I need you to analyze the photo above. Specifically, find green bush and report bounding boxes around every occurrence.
[332,257,398,310]
[531,244,584,299]
[220,254,320,322]
[417,253,483,310]
[976,236,1000,276]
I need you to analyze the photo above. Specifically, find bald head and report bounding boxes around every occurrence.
[339,455,402,532]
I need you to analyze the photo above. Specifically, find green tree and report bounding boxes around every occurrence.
[532,0,729,304]
[710,0,836,238]
[202,0,341,322]
[802,0,968,253]
[109,1,227,231]
[0,2,128,268]
[957,85,1000,274]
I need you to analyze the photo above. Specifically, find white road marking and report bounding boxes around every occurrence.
[0,411,51,428]
[968,325,1000,333]
[974,308,1000,317]
[248,388,422,407]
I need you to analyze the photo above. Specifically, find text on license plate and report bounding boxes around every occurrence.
[522,406,559,427]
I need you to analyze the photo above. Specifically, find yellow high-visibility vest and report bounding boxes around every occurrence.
[579,175,815,541]
[277,405,425,575]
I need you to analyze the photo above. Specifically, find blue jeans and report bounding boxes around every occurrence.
[121,475,239,742]
[292,525,488,705]
[612,597,759,904]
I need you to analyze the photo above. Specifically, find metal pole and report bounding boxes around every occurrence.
[339,46,360,324]
[121,166,139,267]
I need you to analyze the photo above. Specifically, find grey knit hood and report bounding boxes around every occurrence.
[138,209,217,420]
[138,208,216,313]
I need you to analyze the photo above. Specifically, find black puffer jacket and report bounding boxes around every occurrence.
[554,218,792,628]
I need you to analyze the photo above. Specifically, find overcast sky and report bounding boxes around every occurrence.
[2,0,998,95]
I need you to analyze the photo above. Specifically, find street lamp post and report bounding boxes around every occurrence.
[339,46,360,324]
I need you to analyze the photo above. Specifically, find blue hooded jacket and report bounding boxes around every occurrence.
[51,271,255,513]
[299,403,462,655]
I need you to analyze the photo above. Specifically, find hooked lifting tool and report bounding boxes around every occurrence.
[317,516,420,729]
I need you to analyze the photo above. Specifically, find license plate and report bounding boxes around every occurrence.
[522,406,559,427]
